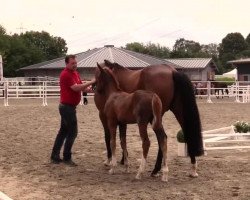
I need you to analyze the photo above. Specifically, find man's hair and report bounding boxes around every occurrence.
[65,55,76,64]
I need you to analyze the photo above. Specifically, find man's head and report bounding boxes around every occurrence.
[65,55,77,71]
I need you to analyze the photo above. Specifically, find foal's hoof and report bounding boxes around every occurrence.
[120,159,125,165]
[161,175,168,182]
[103,159,111,166]
[189,172,198,178]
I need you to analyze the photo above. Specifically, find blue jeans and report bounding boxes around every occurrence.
[51,104,78,161]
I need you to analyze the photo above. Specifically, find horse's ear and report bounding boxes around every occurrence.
[97,63,104,73]
[104,60,114,68]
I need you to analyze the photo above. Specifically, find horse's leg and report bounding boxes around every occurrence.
[108,123,117,175]
[215,89,219,99]
[99,112,112,166]
[171,103,199,178]
[151,147,162,177]
[119,124,127,165]
[190,156,198,177]
[135,124,150,180]
[153,128,168,182]
[119,124,129,172]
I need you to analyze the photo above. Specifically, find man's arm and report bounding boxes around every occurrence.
[70,79,96,92]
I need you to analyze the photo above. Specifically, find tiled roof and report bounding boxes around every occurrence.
[228,58,250,64]
[20,45,174,70]
[165,58,214,69]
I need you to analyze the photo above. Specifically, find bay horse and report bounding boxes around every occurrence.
[96,64,168,181]
[212,81,229,99]
[94,60,204,178]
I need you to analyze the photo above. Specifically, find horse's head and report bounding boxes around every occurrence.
[95,62,121,94]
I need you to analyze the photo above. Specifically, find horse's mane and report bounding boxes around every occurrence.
[102,67,122,91]
[104,60,126,70]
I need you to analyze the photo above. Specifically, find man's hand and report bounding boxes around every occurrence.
[71,78,96,92]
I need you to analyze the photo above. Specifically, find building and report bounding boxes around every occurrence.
[165,58,217,81]
[228,58,250,81]
[19,45,175,80]
[20,45,217,81]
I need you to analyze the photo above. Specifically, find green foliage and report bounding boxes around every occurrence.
[171,38,203,58]
[219,32,248,72]
[20,31,68,60]
[125,42,170,58]
[215,76,235,82]
[246,33,250,48]
[0,25,68,77]
[233,121,250,133]
[177,129,186,143]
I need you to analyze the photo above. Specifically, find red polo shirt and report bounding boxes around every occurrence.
[60,68,82,106]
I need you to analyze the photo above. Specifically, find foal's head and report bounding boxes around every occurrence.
[95,63,121,94]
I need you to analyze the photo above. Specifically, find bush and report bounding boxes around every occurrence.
[233,121,250,133]
[215,77,235,86]
[177,129,186,143]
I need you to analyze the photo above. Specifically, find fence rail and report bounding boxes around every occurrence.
[0,80,250,106]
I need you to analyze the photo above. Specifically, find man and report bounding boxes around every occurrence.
[51,54,95,165]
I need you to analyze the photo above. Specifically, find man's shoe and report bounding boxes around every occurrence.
[51,156,63,164]
[63,159,78,166]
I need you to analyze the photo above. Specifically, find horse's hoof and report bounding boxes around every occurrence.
[189,172,198,178]
[109,169,115,175]
[135,174,142,180]
[151,172,160,177]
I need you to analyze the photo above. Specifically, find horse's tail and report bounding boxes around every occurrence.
[172,72,204,156]
[151,93,163,130]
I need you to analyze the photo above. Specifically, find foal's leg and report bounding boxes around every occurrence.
[119,124,129,172]
[99,112,112,166]
[119,124,128,165]
[108,123,117,175]
[136,124,150,180]
[154,128,169,182]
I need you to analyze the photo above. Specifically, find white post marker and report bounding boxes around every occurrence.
[0,191,13,200]
[0,55,3,81]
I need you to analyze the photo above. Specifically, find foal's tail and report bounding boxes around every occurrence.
[172,72,204,157]
[152,94,163,130]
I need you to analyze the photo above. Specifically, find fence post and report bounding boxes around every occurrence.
[4,81,9,106]
[235,81,240,103]
[207,81,212,103]
[42,81,47,106]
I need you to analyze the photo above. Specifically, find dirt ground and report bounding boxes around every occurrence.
[0,98,249,200]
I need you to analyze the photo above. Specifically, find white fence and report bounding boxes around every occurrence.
[0,80,250,106]
[0,80,93,106]
[203,126,250,151]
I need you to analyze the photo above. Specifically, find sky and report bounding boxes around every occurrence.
[1,0,250,54]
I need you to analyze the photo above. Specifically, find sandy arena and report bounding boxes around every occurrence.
[0,98,249,200]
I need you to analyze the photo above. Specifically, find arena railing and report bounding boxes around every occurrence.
[0,80,249,106]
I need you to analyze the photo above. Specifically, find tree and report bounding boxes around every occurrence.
[20,31,68,60]
[125,42,170,58]
[4,34,45,77]
[0,25,68,77]
[171,38,202,58]
[201,43,219,58]
[0,25,6,35]
[246,33,250,48]
[125,42,145,53]
[219,32,248,71]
